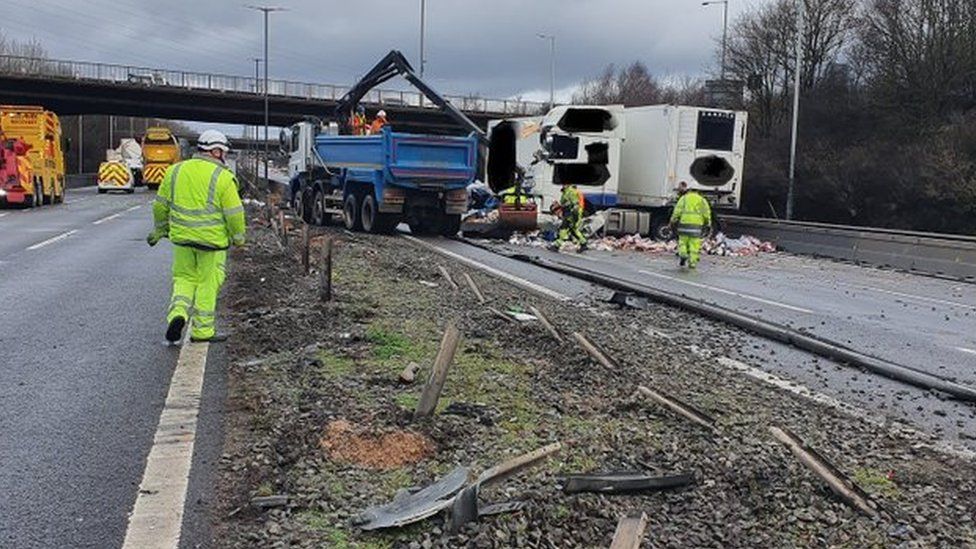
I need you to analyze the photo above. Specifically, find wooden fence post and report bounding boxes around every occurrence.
[415,322,461,418]
[319,237,333,301]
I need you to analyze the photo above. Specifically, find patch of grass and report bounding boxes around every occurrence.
[296,509,332,532]
[317,350,356,378]
[254,481,274,497]
[853,468,899,499]
[394,392,419,410]
[551,503,572,521]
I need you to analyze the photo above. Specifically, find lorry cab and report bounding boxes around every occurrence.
[141,127,180,190]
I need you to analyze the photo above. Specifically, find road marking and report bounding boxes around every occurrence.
[712,355,976,461]
[638,270,814,314]
[403,235,572,302]
[957,347,976,356]
[26,230,78,250]
[93,204,142,225]
[858,285,976,311]
[122,340,209,549]
[0,212,8,218]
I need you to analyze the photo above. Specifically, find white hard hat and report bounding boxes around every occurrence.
[377,110,387,118]
[198,129,230,152]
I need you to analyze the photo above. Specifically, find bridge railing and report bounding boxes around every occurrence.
[0,55,546,116]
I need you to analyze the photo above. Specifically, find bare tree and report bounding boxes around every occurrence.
[572,61,702,107]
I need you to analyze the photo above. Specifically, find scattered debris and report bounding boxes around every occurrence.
[529,305,564,343]
[637,385,719,434]
[478,500,526,517]
[573,332,619,369]
[442,402,496,426]
[562,472,694,494]
[609,291,649,310]
[353,466,470,530]
[507,230,776,257]
[488,306,516,324]
[463,272,486,304]
[506,308,537,322]
[419,280,439,288]
[415,322,461,418]
[320,419,435,469]
[769,426,880,518]
[610,512,649,549]
[250,495,289,509]
[399,362,421,384]
[437,265,459,289]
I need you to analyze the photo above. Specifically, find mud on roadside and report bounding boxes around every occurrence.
[211,216,976,548]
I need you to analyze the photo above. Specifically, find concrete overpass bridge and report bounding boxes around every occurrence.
[0,55,546,134]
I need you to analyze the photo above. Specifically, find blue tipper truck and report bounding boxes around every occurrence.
[282,51,485,235]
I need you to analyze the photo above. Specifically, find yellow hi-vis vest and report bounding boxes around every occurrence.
[152,156,246,250]
[670,190,712,236]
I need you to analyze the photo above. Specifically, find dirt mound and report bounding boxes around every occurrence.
[320,419,435,470]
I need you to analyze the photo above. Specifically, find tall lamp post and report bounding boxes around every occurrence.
[537,33,556,110]
[702,0,729,80]
[251,57,262,179]
[786,0,805,220]
[419,0,427,77]
[247,5,286,185]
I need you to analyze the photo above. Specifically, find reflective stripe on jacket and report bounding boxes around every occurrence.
[560,185,583,218]
[670,191,712,236]
[152,156,246,250]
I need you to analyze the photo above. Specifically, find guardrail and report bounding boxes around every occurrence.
[0,55,546,116]
[721,215,976,281]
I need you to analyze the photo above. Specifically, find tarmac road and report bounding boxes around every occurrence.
[0,187,218,548]
[419,236,976,451]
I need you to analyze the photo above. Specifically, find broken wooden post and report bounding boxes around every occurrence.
[572,332,617,369]
[463,272,486,304]
[637,385,719,434]
[319,238,333,302]
[437,265,459,290]
[769,426,879,517]
[414,322,461,418]
[278,210,289,247]
[529,306,563,343]
[610,513,648,549]
[487,307,515,324]
[301,223,310,275]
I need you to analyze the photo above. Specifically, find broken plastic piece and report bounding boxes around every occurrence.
[353,466,470,530]
[562,472,694,494]
[609,291,649,310]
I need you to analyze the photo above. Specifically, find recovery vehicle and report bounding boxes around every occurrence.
[0,134,33,207]
[141,126,180,190]
[282,51,482,235]
[0,105,66,206]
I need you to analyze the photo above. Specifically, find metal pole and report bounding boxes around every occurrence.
[721,0,728,80]
[253,57,262,181]
[78,115,83,174]
[108,115,114,148]
[786,0,804,220]
[263,9,269,186]
[419,0,427,77]
[549,36,555,110]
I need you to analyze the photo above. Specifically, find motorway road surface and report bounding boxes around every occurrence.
[0,187,221,548]
[419,237,976,451]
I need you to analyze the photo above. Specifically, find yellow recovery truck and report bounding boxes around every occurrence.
[0,105,66,206]
[141,126,181,190]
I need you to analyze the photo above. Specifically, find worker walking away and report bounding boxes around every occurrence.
[669,181,712,269]
[368,110,388,135]
[147,129,246,343]
[552,183,587,252]
[350,105,368,136]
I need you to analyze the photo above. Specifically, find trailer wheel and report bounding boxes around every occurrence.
[360,192,379,233]
[440,214,461,237]
[343,193,362,231]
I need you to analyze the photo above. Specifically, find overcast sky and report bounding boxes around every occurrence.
[4,0,764,103]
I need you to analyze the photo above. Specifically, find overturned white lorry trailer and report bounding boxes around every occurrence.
[488,104,748,239]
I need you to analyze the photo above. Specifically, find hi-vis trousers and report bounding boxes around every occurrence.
[167,245,227,339]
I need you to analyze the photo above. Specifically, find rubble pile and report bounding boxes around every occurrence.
[507,231,777,257]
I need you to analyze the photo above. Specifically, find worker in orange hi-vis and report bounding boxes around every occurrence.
[368,110,388,135]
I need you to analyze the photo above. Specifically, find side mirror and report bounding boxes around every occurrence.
[278,128,291,153]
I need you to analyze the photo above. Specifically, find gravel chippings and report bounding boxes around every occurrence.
[211,216,976,548]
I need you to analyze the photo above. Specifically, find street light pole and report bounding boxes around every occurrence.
[419,0,427,77]
[702,0,729,80]
[786,0,804,220]
[247,5,286,186]
[537,33,556,110]
[252,57,262,179]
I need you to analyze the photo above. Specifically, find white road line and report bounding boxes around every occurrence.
[638,270,814,314]
[122,341,209,549]
[858,285,976,311]
[957,347,976,356]
[93,212,123,225]
[0,212,8,218]
[26,230,78,250]
[403,235,572,302]
[713,355,976,461]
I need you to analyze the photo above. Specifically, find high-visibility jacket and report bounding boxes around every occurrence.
[368,118,387,135]
[350,113,367,135]
[670,190,712,236]
[152,156,246,250]
[559,185,584,218]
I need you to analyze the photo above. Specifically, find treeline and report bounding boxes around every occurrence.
[575,0,976,235]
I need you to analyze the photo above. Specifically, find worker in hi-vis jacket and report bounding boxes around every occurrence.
[147,130,246,343]
[669,181,712,269]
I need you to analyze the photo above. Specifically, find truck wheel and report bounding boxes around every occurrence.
[651,215,674,241]
[439,214,461,237]
[343,193,362,231]
[360,192,379,233]
[293,188,308,223]
[97,188,107,194]
[312,188,330,226]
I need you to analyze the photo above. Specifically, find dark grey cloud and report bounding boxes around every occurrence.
[4,0,760,102]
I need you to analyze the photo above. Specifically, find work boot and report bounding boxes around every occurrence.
[165,317,186,342]
[578,243,588,253]
[679,256,687,267]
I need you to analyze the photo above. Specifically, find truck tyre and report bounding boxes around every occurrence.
[343,193,362,231]
[293,187,309,223]
[651,215,674,241]
[360,192,379,233]
[440,214,461,237]
[97,188,107,194]
[312,187,330,226]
